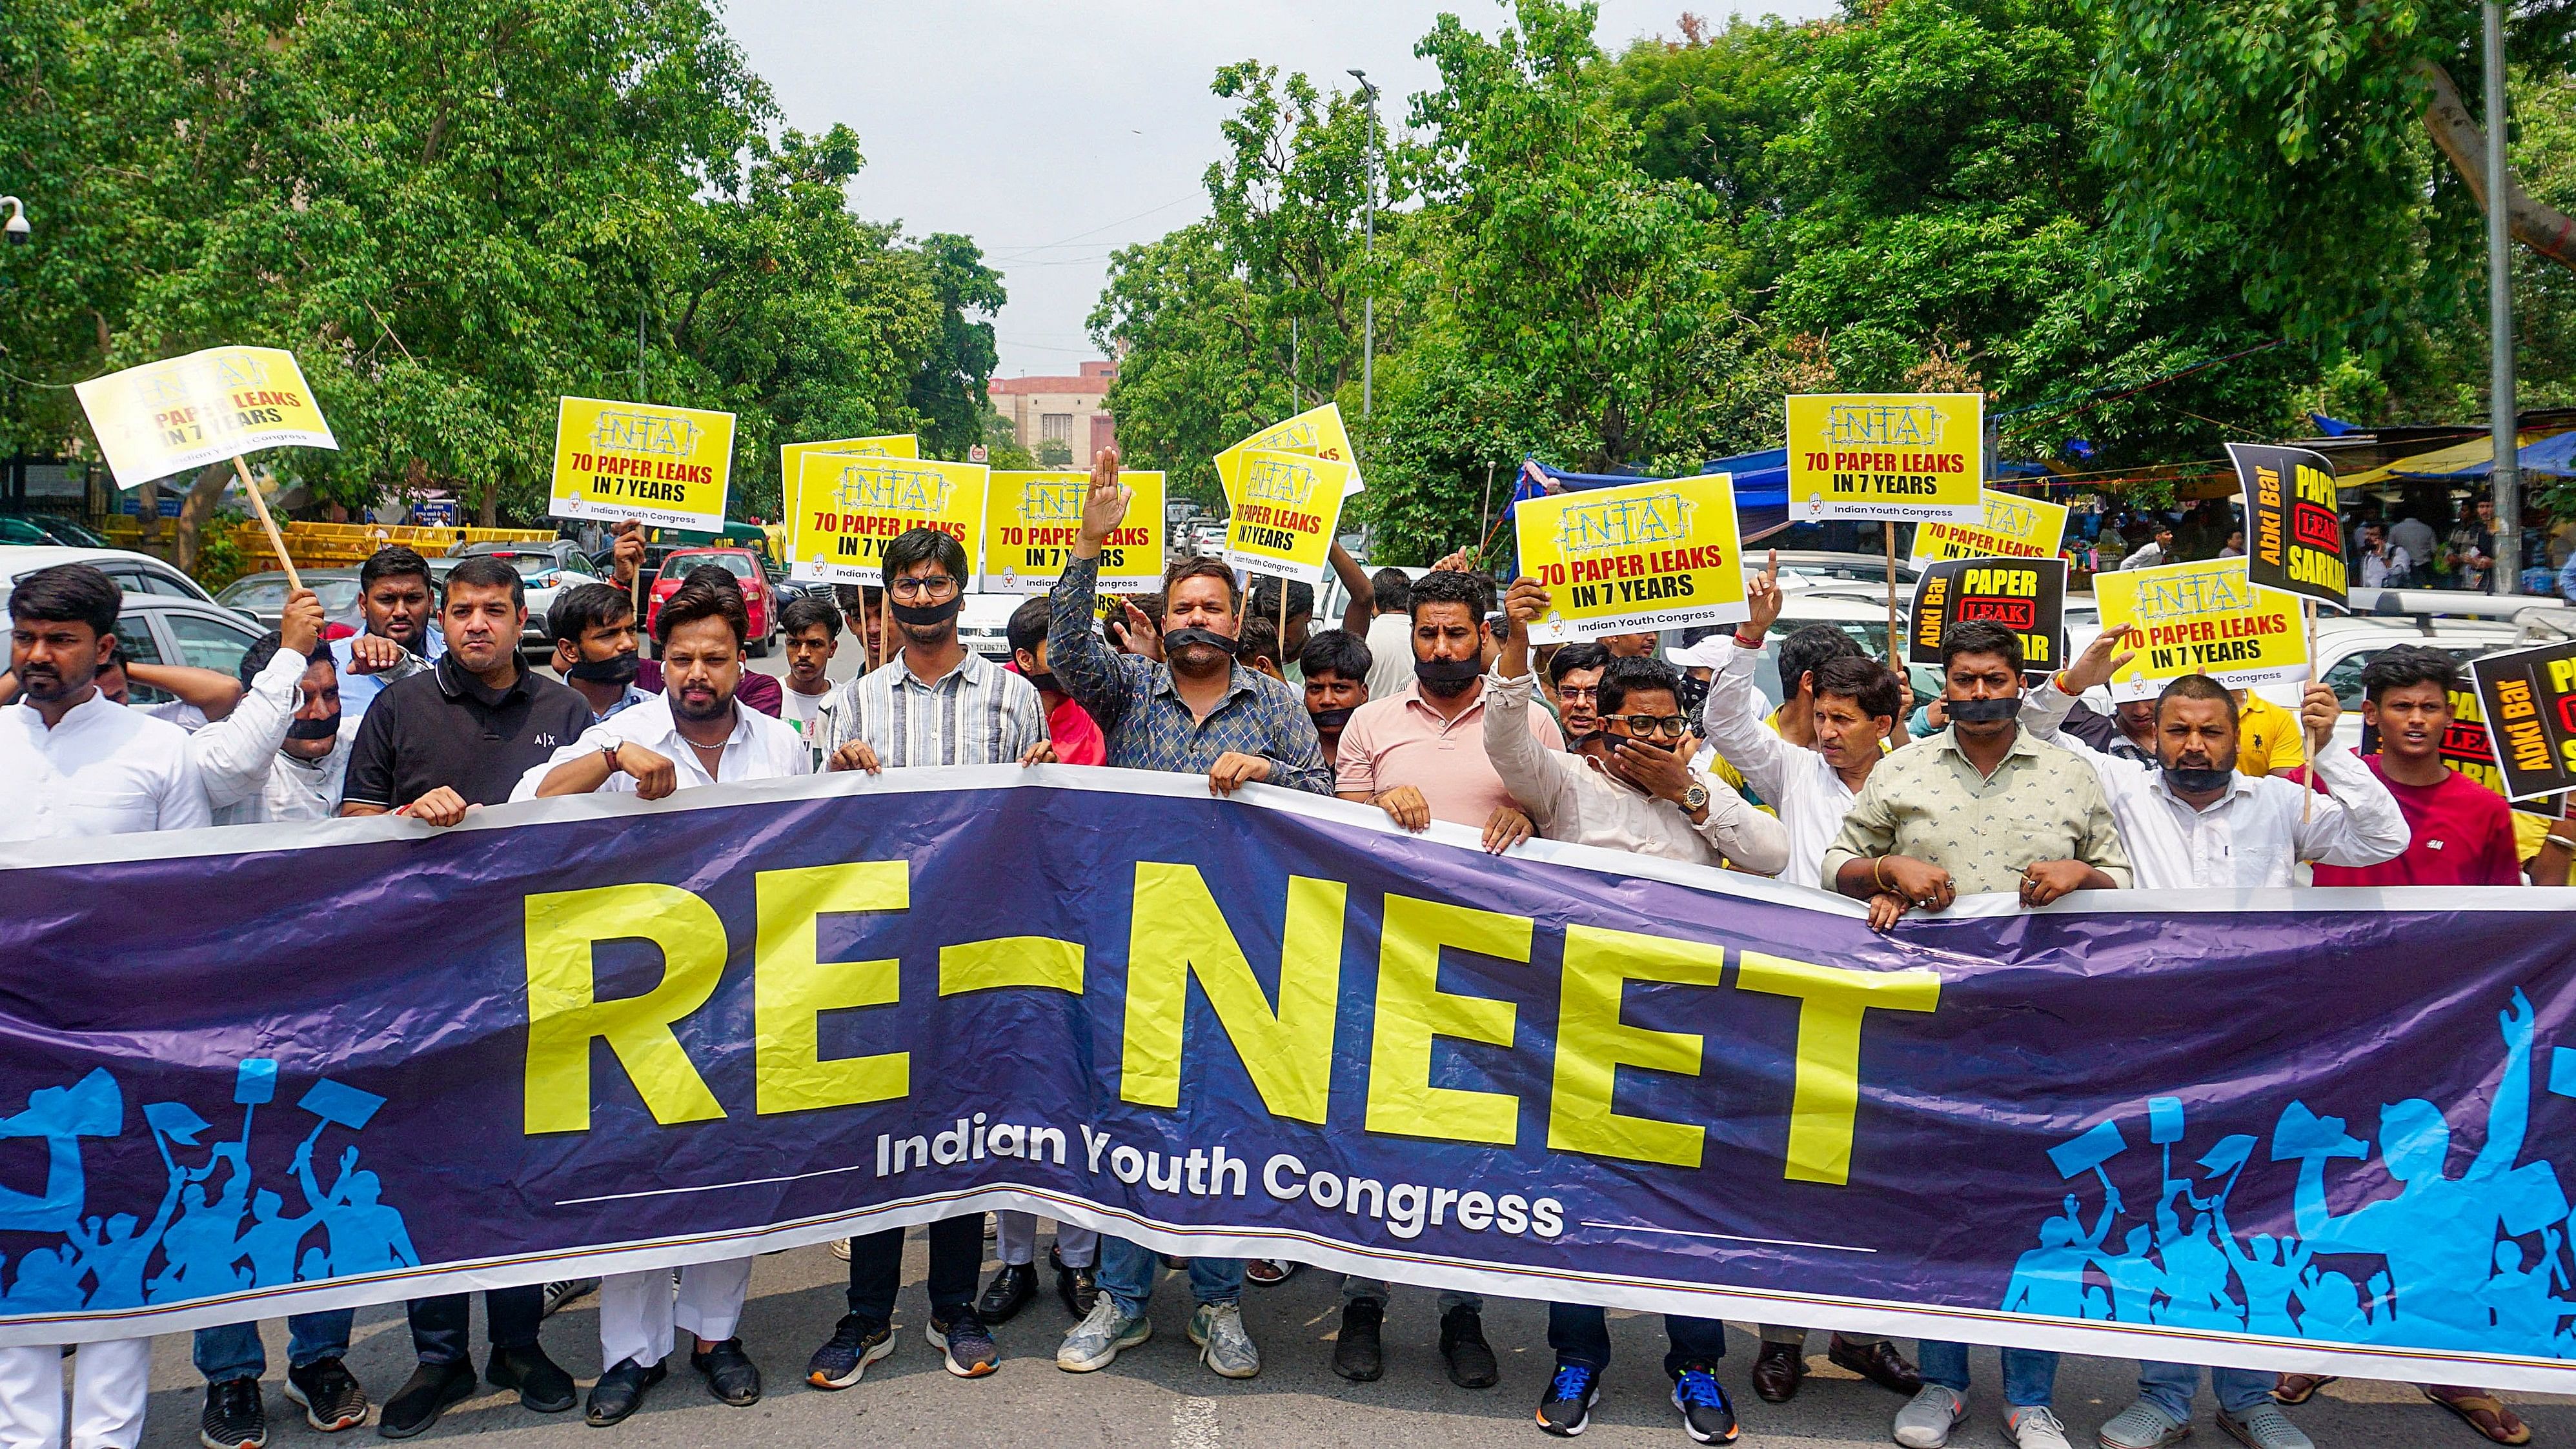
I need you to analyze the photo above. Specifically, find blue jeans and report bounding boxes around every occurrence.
[2137,1361,2274,1420]
[193,1312,354,1383]
[1547,1302,1727,1378]
[1096,1237,1242,1318]
[1918,1341,2059,1408]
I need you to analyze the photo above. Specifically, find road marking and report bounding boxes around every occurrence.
[1171,1396,1219,1449]
[1579,1220,1876,1253]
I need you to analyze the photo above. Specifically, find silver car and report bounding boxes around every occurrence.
[216,569,363,629]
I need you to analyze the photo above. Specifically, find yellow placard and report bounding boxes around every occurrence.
[1512,472,1749,639]
[1214,402,1366,500]
[551,396,735,532]
[74,345,338,487]
[1224,449,1352,584]
[1785,392,1983,523]
[785,452,988,585]
[982,470,1165,595]
[782,435,917,563]
[2093,557,2309,703]
[1907,488,2069,569]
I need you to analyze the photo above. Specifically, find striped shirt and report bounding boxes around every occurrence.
[1046,556,1331,795]
[812,649,1045,767]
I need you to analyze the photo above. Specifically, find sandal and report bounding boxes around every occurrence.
[2424,1386,2533,1446]
[2271,1373,2337,1405]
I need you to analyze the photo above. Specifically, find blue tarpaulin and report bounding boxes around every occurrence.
[1512,450,1791,543]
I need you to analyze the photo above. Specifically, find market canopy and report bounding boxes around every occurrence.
[2337,429,2576,489]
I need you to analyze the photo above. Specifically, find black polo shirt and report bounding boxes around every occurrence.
[342,654,592,811]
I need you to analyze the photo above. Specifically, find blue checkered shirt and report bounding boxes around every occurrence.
[1047,556,1330,794]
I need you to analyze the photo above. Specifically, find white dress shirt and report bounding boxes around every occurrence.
[0,691,211,840]
[216,733,354,825]
[2020,682,2408,887]
[1484,662,1790,873]
[190,646,307,812]
[512,691,810,800]
[1698,637,1857,887]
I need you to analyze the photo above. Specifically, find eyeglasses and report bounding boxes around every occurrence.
[1557,685,1599,701]
[889,574,960,601]
[1608,714,1691,738]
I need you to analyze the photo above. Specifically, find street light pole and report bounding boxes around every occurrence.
[1349,70,1380,420]
[2487,0,2520,595]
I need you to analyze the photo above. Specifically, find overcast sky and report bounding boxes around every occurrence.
[721,1,1834,380]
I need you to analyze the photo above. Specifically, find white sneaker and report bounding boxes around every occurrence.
[1187,1301,1260,1379]
[2006,1405,2074,1449]
[1894,1384,1967,1448]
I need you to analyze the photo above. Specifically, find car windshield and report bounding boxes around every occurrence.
[476,553,562,577]
[221,577,363,613]
[676,553,759,581]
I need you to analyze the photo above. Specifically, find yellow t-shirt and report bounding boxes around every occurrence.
[2233,692,2307,778]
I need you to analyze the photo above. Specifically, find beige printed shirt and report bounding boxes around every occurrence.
[1820,725,2132,895]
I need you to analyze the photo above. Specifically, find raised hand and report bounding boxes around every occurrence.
[2059,626,2139,696]
[1745,549,1782,636]
[1119,599,1164,663]
[1079,446,1130,550]
[345,634,407,674]
[2300,681,2342,751]
[278,589,324,658]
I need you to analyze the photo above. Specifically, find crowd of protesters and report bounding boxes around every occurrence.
[1,445,2557,1449]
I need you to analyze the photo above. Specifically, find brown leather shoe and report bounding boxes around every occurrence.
[1750,1341,1805,1403]
[2426,1386,2533,1445]
[2272,1373,2337,1405]
[1827,1335,1922,1395]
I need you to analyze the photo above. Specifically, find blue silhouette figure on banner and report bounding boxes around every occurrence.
[2010,990,2576,1360]
[0,1069,122,1232]
[0,1059,404,1317]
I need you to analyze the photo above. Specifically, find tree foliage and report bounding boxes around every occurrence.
[0,0,1002,535]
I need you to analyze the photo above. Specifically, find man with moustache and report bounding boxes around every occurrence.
[1317,567,1542,1389]
[1046,448,1330,1384]
[0,564,208,1449]
[1543,640,1610,740]
[337,555,588,1437]
[1485,574,1785,1444]
[2012,638,2394,1449]
[333,546,443,720]
[1697,554,1924,1405]
[805,527,1048,1390]
[516,574,802,1424]
[1821,618,2128,1449]
[207,614,360,827]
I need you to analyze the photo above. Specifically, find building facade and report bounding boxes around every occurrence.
[988,360,1117,465]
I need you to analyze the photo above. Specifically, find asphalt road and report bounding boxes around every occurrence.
[119,1231,2576,1448]
[168,649,2546,1448]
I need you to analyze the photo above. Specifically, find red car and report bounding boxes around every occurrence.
[645,546,780,657]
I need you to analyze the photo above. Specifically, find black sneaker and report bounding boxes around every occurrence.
[1331,1299,1384,1383]
[485,1343,576,1414]
[928,1306,999,1378]
[977,1262,1038,1323]
[1537,1361,1601,1437]
[285,1357,370,1433]
[376,1359,474,1440]
[1439,1305,1499,1389]
[1672,1363,1739,1444]
[690,1338,760,1405]
[806,1313,894,1389]
[1051,1246,1098,1317]
[582,1358,665,1427]
[200,1375,268,1449]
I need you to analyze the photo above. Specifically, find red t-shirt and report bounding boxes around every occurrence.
[1006,662,1105,765]
[2293,756,2520,887]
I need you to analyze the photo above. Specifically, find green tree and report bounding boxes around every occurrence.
[904,234,1006,460]
[1411,0,1747,471]
[2091,0,2576,356]
[1090,223,1293,501]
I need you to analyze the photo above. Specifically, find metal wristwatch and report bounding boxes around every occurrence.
[1681,782,1710,814]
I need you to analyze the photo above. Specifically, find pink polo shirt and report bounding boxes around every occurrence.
[1336,679,1564,826]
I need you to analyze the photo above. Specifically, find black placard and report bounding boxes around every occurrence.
[2231,441,2346,608]
[1907,556,2067,677]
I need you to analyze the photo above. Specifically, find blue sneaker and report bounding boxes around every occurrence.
[1537,1361,1601,1436]
[1673,1362,1739,1443]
